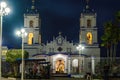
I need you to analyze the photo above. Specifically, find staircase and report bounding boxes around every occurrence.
[52,73,68,77]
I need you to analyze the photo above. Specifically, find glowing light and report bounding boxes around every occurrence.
[16,31,21,36]
[21,29,25,33]
[0,2,7,8]
[5,7,10,13]
[76,45,84,50]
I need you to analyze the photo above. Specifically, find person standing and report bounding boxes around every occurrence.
[32,63,38,76]
[103,64,109,80]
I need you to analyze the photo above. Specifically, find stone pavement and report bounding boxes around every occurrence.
[2,77,120,80]
[2,77,81,80]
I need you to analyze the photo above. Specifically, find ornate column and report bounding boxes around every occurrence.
[68,57,71,74]
[91,56,95,74]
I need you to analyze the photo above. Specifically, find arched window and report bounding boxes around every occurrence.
[86,32,92,44]
[29,20,34,28]
[72,59,78,67]
[28,33,34,45]
[87,19,91,28]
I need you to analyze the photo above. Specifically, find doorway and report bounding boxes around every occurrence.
[55,59,65,73]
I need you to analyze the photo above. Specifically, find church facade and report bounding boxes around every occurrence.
[23,0,100,75]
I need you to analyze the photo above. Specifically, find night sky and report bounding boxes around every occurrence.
[2,0,120,56]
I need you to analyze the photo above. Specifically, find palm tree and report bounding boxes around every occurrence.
[111,24,120,61]
[116,11,120,22]
[101,21,113,64]
[101,11,120,72]
[112,11,120,61]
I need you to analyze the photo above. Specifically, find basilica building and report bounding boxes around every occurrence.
[23,0,100,76]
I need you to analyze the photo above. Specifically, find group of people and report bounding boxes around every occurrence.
[25,62,51,78]
[25,62,45,77]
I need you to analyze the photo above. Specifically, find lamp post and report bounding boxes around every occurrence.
[76,44,84,74]
[16,29,27,80]
[0,1,10,80]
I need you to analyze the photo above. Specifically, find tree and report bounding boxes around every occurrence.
[112,11,120,61]
[6,49,29,76]
[116,11,120,22]
[101,21,113,63]
[101,11,120,66]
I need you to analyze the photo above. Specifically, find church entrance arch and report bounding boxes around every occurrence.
[52,54,67,73]
[55,59,65,73]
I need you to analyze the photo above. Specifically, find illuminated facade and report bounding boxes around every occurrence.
[23,0,100,76]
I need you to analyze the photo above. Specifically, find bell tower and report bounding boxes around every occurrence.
[79,0,100,74]
[79,0,98,45]
[24,0,41,45]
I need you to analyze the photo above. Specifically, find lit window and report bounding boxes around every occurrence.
[72,59,78,67]
[28,33,34,45]
[86,32,92,44]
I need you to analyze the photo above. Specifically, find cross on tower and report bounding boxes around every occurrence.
[31,0,35,9]
[86,0,90,9]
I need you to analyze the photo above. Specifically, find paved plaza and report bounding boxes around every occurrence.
[2,77,120,80]
[1,77,84,80]
[2,77,84,80]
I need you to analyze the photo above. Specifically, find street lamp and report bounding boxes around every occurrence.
[16,29,27,80]
[0,1,10,80]
[76,45,84,53]
[76,44,84,74]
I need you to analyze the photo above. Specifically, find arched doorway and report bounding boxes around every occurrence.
[72,59,79,74]
[55,59,65,73]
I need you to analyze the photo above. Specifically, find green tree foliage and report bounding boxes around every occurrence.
[116,11,120,22]
[6,49,29,77]
[6,49,29,63]
[101,21,113,59]
[101,11,120,65]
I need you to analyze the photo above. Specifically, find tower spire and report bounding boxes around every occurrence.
[59,32,62,35]
[26,0,38,13]
[86,0,89,9]
[31,0,35,10]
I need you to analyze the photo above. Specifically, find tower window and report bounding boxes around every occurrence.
[28,33,34,45]
[87,19,91,28]
[86,32,92,44]
[29,20,34,28]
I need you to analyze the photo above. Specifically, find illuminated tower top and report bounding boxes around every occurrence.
[83,0,94,13]
[26,0,38,14]
[24,0,41,44]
